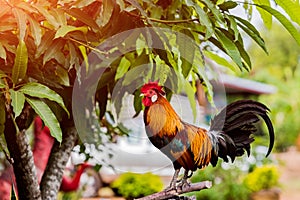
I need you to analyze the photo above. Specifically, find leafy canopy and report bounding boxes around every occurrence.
[0,0,299,143]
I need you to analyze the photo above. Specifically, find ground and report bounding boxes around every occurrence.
[276,147,300,200]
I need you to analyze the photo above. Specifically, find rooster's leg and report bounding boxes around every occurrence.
[165,169,180,191]
[178,170,192,189]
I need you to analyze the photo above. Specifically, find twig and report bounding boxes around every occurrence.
[135,181,212,200]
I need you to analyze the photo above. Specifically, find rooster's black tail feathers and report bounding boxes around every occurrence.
[209,100,274,166]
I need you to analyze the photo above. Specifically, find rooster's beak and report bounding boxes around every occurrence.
[140,93,145,97]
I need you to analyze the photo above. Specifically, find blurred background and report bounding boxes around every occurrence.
[0,1,300,199]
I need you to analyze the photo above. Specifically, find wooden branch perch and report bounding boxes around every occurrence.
[136,181,212,200]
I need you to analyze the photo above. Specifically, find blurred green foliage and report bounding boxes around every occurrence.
[111,172,163,199]
[243,165,279,192]
[190,162,250,200]
[241,23,300,151]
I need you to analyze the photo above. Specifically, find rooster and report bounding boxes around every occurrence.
[140,81,274,189]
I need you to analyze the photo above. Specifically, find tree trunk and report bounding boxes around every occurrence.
[4,112,41,200]
[40,117,78,200]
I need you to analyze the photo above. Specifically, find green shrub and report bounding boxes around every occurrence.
[111,172,164,199]
[243,165,280,192]
[190,163,250,200]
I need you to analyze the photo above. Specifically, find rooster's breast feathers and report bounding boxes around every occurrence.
[144,94,213,171]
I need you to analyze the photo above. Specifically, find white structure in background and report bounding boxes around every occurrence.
[99,93,207,177]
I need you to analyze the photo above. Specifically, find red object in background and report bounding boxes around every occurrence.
[0,117,91,198]
[60,163,92,192]
[33,116,54,182]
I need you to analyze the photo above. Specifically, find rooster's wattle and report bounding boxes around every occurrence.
[140,81,274,189]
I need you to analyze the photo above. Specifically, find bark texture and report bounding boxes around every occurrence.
[4,112,41,200]
[40,117,78,200]
[136,181,212,200]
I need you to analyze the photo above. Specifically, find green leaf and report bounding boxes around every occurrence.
[0,96,6,135]
[218,1,238,11]
[54,25,88,39]
[257,4,300,46]
[253,0,272,29]
[25,97,62,142]
[55,65,70,86]
[215,29,243,70]
[12,8,27,41]
[202,0,225,23]
[115,56,131,80]
[79,45,89,72]
[177,29,195,78]
[185,0,213,38]
[133,89,142,118]
[9,89,25,118]
[183,78,197,121]
[226,15,239,41]
[274,0,300,26]
[204,50,239,71]
[12,40,28,84]
[18,82,69,116]
[234,15,268,53]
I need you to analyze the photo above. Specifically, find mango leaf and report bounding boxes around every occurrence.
[43,39,65,65]
[204,50,239,72]
[234,15,268,53]
[25,97,62,142]
[218,1,238,11]
[115,56,131,80]
[64,8,100,31]
[0,43,6,61]
[100,0,114,27]
[133,89,142,118]
[54,25,88,39]
[9,89,25,118]
[183,78,197,121]
[256,4,300,46]
[18,82,69,116]
[185,0,213,38]
[36,30,55,58]
[32,4,60,28]
[0,79,6,89]
[176,28,195,78]
[274,0,300,26]
[12,8,27,41]
[225,15,239,41]
[202,0,225,23]
[95,86,108,120]
[55,65,70,86]
[215,29,243,70]
[78,45,89,72]
[253,0,272,29]
[12,40,28,84]
[0,96,5,135]
[27,15,42,47]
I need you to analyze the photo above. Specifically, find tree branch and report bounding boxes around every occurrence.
[40,117,78,200]
[4,103,41,199]
[136,181,212,200]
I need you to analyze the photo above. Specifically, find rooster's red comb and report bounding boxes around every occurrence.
[141,81,165,94]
